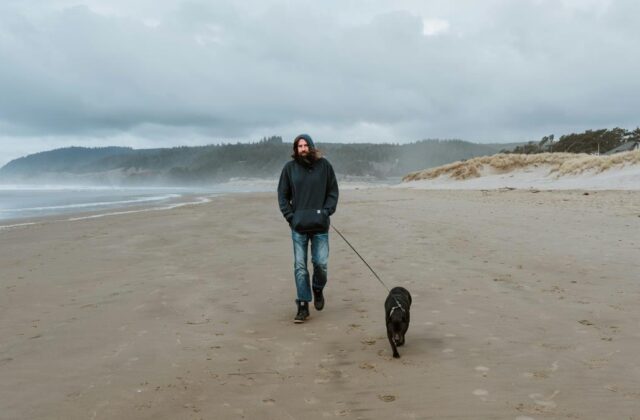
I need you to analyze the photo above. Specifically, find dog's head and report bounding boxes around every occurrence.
[388,305,408,344]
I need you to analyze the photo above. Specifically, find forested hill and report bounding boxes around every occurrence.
[0,138,513,185]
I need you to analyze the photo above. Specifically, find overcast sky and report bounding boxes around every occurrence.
[1,0,639,165]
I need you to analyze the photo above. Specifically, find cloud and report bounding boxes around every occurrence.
[0,0,639,165]
[422,18,449,36]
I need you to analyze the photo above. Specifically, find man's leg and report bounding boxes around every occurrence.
[311,232,329,310]
[291,230,312,303]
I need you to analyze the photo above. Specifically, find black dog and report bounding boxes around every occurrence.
[385,286,412,358]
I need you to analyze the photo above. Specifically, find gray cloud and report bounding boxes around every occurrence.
[1,0,639,165]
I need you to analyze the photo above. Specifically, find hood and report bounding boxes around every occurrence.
[294,133,315,150]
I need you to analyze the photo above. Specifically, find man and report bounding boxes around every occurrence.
[278,134,339,323]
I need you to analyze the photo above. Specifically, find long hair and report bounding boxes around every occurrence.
[291,137,322,161]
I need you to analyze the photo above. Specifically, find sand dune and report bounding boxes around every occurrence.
[402,151,640,190]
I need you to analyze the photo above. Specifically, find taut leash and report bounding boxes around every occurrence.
[331,224,406,321]
[331,224,390,293]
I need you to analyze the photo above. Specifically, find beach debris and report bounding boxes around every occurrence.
[185,319,210,325]
[359,362,375,370]
[378,394,396,402]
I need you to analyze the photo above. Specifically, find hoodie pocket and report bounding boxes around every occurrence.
[292,208,329,233]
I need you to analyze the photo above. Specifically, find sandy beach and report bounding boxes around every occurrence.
[1,188,639,419]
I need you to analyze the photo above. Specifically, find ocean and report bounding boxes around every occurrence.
[0,181,276,226]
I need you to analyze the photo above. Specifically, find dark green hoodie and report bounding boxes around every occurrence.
[277,134,339,233]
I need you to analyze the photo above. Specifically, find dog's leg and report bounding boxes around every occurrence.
[387,328,400,358]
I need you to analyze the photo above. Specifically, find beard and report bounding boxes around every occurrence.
[296,150,316,166]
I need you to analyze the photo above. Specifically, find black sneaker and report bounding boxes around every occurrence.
[312,288,324,311]
[294,301,310,323]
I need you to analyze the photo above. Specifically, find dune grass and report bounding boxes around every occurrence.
[403,150,640,182]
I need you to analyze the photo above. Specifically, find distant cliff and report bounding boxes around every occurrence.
[0,137,512,185]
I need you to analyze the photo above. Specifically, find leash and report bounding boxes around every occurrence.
[331,224,406,319]
[331,224,390,292]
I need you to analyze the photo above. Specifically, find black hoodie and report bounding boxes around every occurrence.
[277,135,339,233]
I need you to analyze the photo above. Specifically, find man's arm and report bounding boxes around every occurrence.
[323,162,339,216]
[277,164,294,222]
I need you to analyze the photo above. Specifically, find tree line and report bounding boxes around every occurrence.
[2,128,636,185]
[505,127,640,155]
[0,137,506,184]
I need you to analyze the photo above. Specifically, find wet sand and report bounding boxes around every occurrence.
[1,188,639,419]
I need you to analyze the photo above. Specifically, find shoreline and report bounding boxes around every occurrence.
[0,193,217,230]
[2,185,637,230]
[1,188,639,419]
[0,179,403,227]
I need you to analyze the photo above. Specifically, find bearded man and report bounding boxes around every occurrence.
[277,134,339,323]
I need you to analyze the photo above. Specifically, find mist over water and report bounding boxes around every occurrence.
[0,181,277,223]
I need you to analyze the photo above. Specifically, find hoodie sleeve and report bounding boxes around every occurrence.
[277,164,294,222]
[323,162,339,216]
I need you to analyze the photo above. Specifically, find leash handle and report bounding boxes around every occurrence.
[331,224,390,292]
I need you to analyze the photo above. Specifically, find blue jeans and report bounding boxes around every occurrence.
[291,229,329,302]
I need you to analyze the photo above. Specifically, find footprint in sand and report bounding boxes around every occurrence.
[529,391,559,409]
[475,366,489,376]
[320,355,336,363]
